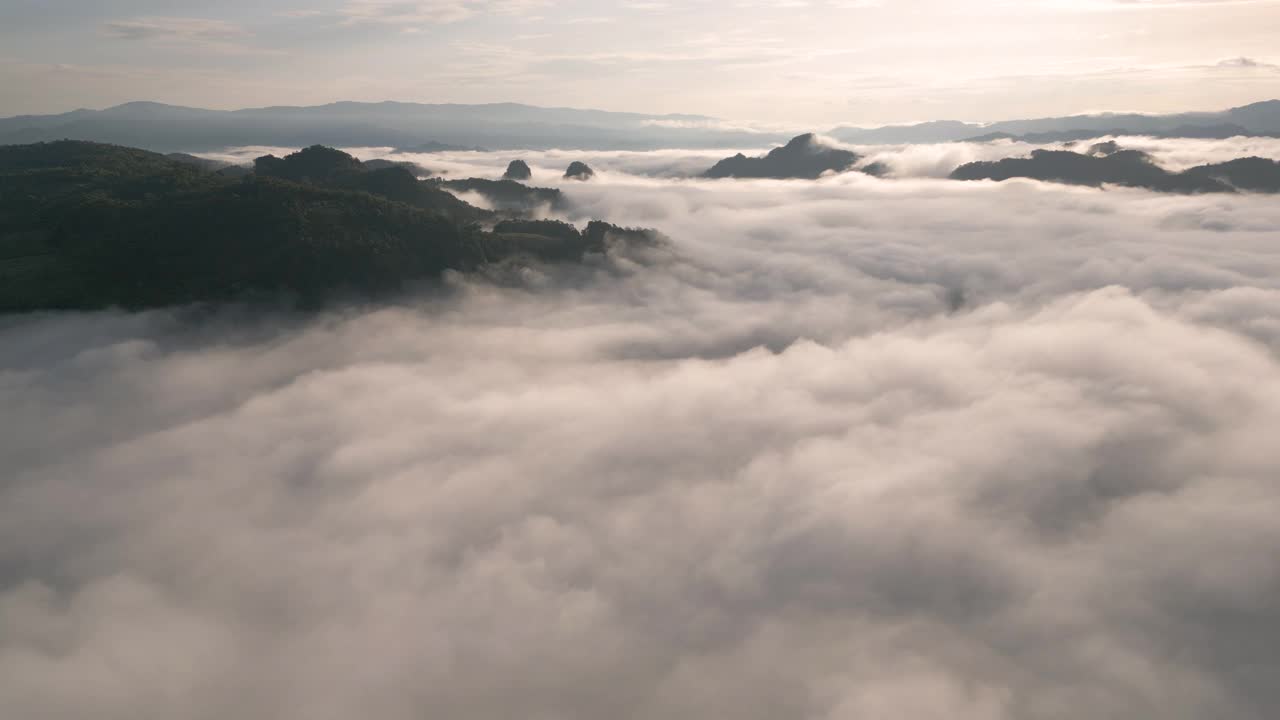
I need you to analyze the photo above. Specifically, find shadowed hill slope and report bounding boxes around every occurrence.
[433,177,566,215]
[951,148,1280,193]
[0,141,655,312]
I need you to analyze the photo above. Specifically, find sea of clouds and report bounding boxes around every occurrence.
[199,134,1280,181]
[2,155,1280,720]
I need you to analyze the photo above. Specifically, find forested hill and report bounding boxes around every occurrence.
[0,142,660,313]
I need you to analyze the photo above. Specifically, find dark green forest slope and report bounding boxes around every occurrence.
[0,142,656,312]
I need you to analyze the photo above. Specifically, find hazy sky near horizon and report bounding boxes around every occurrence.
[1,0,1278,126]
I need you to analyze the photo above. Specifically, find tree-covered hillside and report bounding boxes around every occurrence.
[0,142,657,312]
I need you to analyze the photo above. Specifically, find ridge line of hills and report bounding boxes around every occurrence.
[0,141,661,314]
[2,99,1278,152]
[833,99,1280,144]
[697,134,1280,192]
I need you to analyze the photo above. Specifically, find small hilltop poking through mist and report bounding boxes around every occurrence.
[703,133,864,179]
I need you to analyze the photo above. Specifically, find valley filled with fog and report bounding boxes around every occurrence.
[3,146,1280,720]
[200,134,1280,182]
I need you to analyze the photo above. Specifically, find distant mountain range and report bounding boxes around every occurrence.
[831,100,1280,144]
[1,99,1278,153]
[0,101,786,153]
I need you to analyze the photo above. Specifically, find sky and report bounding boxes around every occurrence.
[1,1,1279,132]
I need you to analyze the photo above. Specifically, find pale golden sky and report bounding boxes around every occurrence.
[2,0,1278,124]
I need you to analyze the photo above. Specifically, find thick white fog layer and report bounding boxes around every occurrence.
[198,135,1280,182]
[3,160,1280,720]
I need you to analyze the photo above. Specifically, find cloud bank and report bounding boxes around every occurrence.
[2,164,1279,720]
[320,135,1280,181]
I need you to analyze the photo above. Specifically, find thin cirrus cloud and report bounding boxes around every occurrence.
[102,17,249,42]
[1215,56,1280,69]
[334,0,550,25]
[99,16,284,57]
[1039,0,1280,7]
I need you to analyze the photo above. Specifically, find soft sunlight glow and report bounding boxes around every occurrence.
[1,0,1277,123]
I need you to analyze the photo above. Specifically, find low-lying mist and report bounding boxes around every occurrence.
[198,135,1280,182]
[3,161,1280,720]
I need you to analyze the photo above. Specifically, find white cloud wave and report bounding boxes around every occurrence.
[339,137,1280,181]
[2,162,1279,720]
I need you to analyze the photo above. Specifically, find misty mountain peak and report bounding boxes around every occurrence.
[704,133,859,179]
[783,133,820,151]
[504,160,532,181]
[564,161,595,180]
[1086,140,1123,157]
